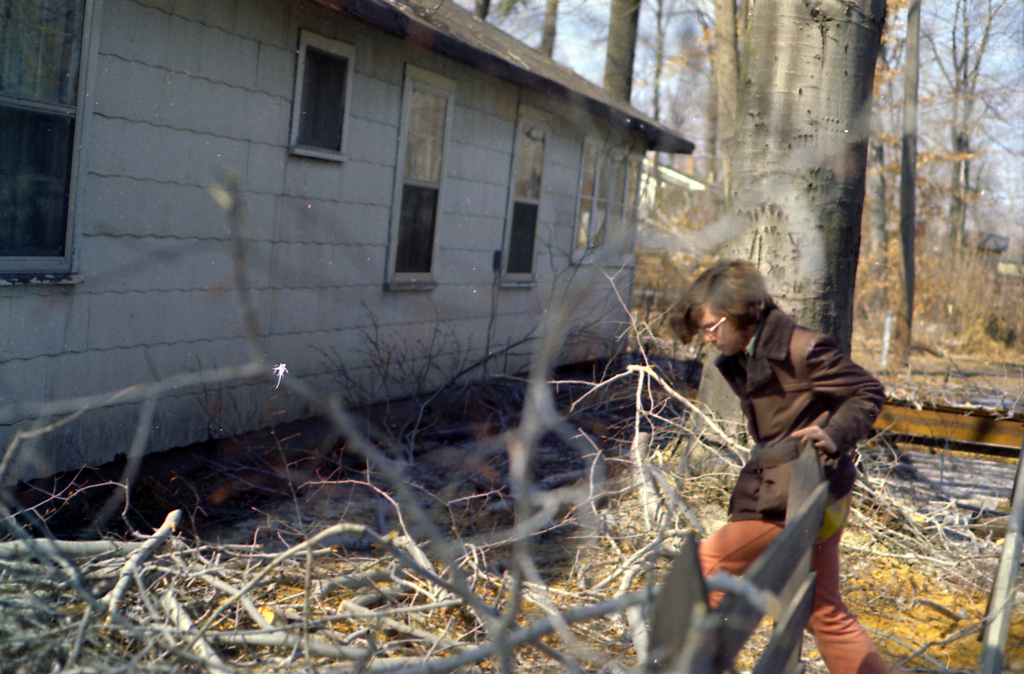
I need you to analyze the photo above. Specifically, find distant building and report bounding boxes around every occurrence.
[0,0,693,485]
[972,232,1011,256]
[635,159,721,251]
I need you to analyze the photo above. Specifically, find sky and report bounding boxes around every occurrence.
[450,0,1024,251]
[450,0,612,84]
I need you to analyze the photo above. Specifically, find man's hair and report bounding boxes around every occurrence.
[670,260,776,343]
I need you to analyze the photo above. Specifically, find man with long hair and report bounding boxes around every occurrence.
[671,259,889,674]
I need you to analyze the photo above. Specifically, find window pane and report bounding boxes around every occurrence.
[576,143,597,249]
[0,0,86,106]
[591,200,607,248]
[395,184,438,273]
[514,124,544,199]
[296,48,347,150]
[625,159,638,208]
[507,202,537,274]
[611,158,626,206]
[405,89,447,184]
[575,198,591,249]
[0,105,73,257]
[580,143,596,198]
[608,204,624,248]
[596,155,612,203]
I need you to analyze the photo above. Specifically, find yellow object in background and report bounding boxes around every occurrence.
[818,497,851,540]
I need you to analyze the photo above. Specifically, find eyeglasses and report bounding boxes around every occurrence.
[700,315,727,337]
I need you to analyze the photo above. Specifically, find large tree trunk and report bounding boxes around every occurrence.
[712,0,739,199]
[603,0,641,102]
[539,0,559,58]
[696,0,886,439]
[893,0,921,367]
[939,0,1000,251]
[724,0,886,350]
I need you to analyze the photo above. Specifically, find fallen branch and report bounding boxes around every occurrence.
[160,589,230,673]
[103,509,182,617]
[0,538,143,560]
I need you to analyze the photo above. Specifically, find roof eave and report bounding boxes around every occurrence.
[313,0,694,154]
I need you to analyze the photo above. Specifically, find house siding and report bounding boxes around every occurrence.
[0,0,642,486]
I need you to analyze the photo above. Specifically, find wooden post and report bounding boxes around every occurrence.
[978,438,1024,674]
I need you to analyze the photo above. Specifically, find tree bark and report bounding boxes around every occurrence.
[947,126,970,248]
[865,138,888,260]
[943,0,993,250]
[695,0,886,440]
[652,0,667,121]
[864,42,890,261]
[724,0,886,352]
[712,0,739,199]
[539,0,559,58]
[604,0,642,102]
[894,0,921,367]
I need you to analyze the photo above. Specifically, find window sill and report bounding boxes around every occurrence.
[500,277,537,289]
[385,280,437,292]
[288,146,350,163]
[0,272,82,286]
[570,250,636,268]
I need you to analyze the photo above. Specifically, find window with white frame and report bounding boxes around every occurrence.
[388,67,455,283]
[289,30,355,160]
[503,112,546,278]
[574,140,642,260]
[0,0,88,270]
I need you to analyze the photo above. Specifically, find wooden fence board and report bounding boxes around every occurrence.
[752,573,817,674]
[647,532,707,671]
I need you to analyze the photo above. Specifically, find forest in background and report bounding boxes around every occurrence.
[461,0,1023,360]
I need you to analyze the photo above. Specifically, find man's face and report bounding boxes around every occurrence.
[698,308,754,357]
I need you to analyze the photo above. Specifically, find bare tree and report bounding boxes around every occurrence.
[604,0,642,101]
[926,0,1010,250]
[894,0,921,367]
[723,0,886,348]
[712,0,739,198]
[692,0,886,432]
[864,41,894,261]
[539,0,559,57]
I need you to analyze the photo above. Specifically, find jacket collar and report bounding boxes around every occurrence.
[746,307,795,391]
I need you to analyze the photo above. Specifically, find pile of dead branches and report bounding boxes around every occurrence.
[0,356,1014,674]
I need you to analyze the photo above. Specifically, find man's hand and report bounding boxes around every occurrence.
[790,425,837,456]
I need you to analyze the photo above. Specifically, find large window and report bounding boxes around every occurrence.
[388,67,454,284]
[574,140,642,262]
[0,0,87,268]
[503,111,546,279]
[289,31,355,161]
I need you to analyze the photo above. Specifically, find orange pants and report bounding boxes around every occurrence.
[698,507,889,674]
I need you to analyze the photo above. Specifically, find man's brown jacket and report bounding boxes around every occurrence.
[716,308,886,522]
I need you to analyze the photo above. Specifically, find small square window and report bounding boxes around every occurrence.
[0,106,75,257]
[289,31,354,161]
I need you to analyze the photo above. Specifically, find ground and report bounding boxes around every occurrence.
[6,340,1023,673]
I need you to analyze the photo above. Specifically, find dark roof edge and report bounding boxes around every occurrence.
[318,0,695,154]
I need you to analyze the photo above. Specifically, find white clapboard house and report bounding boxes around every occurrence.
[0,0,693,485]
